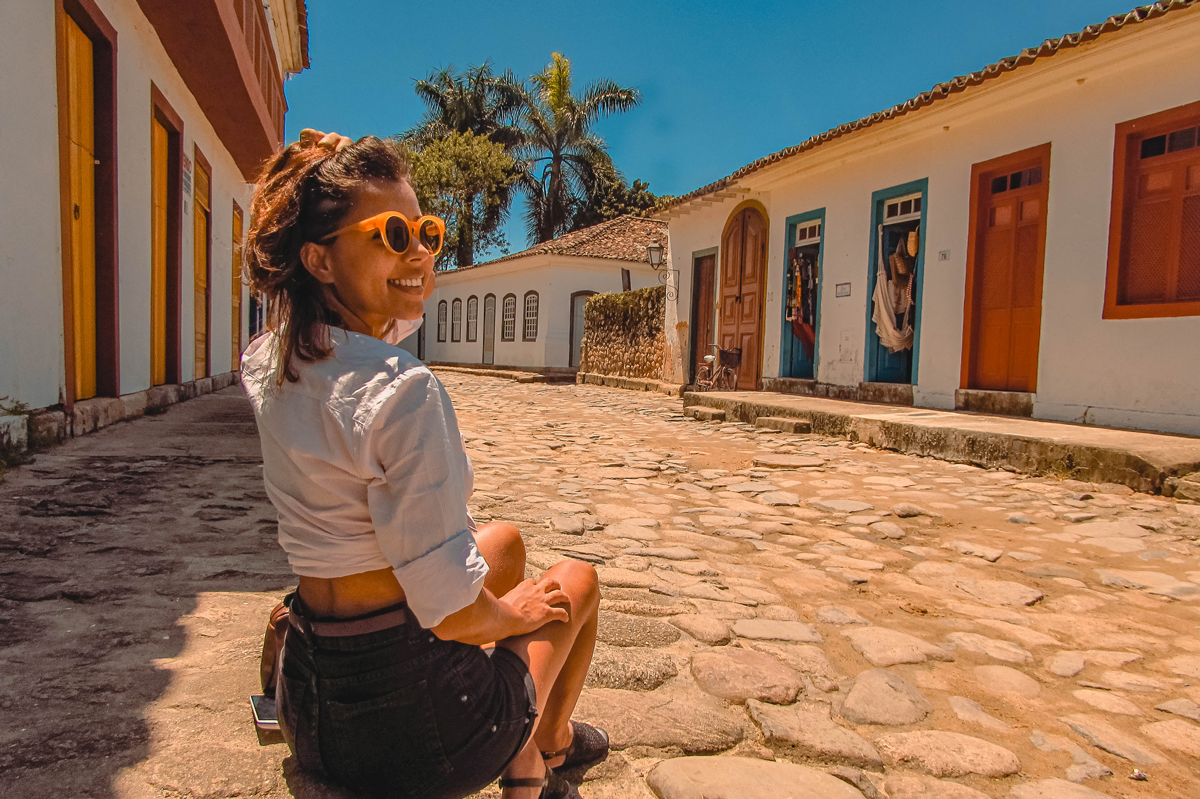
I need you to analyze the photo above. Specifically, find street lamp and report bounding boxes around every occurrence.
[646,238,677,300]
[646,239,665,268]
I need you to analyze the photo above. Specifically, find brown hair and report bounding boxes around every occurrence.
[243,135,409,383]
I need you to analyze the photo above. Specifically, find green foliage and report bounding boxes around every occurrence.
[401,62,526,268]
[584,285,666,335]
[571,177,670,231]
[404,132,518,270]
[519,53,641,244]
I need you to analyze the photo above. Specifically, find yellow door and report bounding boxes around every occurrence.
[66,16,97,400]
[193,163,210,378]
[150,118,168,385]
[231,204,243,371]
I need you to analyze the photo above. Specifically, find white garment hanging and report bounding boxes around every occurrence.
[872,224,914,354]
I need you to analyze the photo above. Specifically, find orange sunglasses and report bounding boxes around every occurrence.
[325,211,445,257]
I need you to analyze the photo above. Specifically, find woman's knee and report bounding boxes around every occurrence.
[476,522,526,593]
[550,559,599,613]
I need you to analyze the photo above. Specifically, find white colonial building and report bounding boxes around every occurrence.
[412,216,667,372]
[661,1,1200,436]
[0,0,308,445]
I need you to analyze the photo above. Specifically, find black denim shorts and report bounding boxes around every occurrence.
[277,596,538,799]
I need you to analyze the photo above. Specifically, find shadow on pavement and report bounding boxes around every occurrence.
[0,388,298,797]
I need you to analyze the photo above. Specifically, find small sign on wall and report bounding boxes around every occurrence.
[835,282,851,298]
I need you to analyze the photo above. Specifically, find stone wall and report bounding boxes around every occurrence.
[580,285,666,381]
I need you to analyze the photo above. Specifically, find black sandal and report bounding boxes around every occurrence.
[498,768,580,798]
[541,720,610,781]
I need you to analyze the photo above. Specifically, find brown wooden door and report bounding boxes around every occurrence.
[691,254,715,380]
[968,155,1048,392]
[718,208,767,389]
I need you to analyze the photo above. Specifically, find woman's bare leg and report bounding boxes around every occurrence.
[474,521,527,598]
[498,558,600,798]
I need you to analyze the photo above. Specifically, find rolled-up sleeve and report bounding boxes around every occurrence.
[360,367,488,628]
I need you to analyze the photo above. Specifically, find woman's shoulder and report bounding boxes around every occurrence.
[328,331,444,430]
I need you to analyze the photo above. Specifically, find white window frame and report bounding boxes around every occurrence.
[466,296,478,341]
[437,300,447,342]
[501,294,516,341]
[523,292,539,341]
[451,298,462,342]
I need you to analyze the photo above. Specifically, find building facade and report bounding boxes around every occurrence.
[661,1,1200,436]
[0,0,308,444]
[414,216,666,371]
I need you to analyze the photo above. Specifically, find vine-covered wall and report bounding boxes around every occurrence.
[579,285,666,380]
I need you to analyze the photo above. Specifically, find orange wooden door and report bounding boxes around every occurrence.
[193,162,211,378]
[969,162,1047,392]
[718,208,767,389]
[150,118,169,386]
[231,204,243,371]
[66,16,97,400]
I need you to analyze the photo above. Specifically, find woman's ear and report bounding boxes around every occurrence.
[300,241,336,284]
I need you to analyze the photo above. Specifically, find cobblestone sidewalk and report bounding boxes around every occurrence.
[2,377,1199,798]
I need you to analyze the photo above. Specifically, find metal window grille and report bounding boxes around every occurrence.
[437,301,447,342]
[451,299,462,342]
[523,293,539,340]
[466,297,478,341]
[501,295,516,341]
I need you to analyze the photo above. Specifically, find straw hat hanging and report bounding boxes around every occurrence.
[907,230,920,257]
[890,237,914,277]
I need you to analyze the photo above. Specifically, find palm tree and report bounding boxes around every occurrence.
[519,53,641,243]
[402,62,525,267]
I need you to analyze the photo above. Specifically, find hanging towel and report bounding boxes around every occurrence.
[872,225,914,353]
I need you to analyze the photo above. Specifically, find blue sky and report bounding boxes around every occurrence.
[283,0,1139,258]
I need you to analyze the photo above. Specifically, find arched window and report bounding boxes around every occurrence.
[451,298,462,342]
[501,294,516,341]
[437,300,447,342]
[523,291,539,341]
[466,296,478,341]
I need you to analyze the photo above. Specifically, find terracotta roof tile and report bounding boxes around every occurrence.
[451,215,667,272]
[664,0,1196,212]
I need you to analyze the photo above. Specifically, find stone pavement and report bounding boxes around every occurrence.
[2,377,1200,798]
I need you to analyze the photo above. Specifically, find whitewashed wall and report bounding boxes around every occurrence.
[422,255,658,369]
[0,1,69,409]
[666,11,1200,435]
[0,0,253,411]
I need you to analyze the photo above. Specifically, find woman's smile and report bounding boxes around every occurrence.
[387,275,426,294]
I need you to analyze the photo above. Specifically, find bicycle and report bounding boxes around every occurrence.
[693,344,741,391]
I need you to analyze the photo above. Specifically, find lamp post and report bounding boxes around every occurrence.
[646,238,677,301]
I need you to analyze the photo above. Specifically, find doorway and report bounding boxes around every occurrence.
[689,252,717,382]
[58,4,119,402]
[150,85,183,386]
[193,150,212,379]
[866,182,927,384]
[781,214,824,379]
[482,294,496,365]
[569,290,596,368]
[718,207,768,390]
[963,145,1050,393]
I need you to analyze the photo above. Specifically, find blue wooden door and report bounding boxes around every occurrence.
[866,189,924,385]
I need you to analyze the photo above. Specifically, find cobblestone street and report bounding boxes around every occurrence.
[3,375,1200,798]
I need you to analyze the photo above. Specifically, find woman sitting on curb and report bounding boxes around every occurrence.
[241,129,606,799]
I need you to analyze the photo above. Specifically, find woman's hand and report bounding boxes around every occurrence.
[498,576,571,636]
[299,128,353,152]
[431,576,569,645]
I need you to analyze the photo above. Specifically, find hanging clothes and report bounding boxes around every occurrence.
[872,224,914,353]
[787,247,818,358]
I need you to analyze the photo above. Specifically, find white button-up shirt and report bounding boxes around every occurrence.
[241,327,488,628]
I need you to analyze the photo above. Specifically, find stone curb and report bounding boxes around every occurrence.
[427,365,576,384]
[576,371,686,397]
[21,371,240,449]
[682,391,1200,494]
